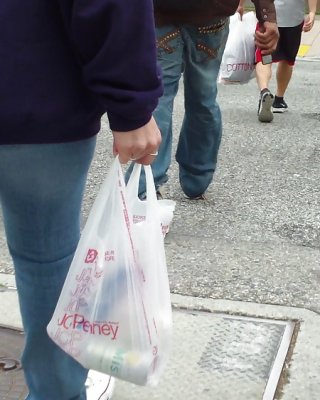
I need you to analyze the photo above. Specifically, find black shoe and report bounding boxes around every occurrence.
[273,97,288,113]
[139,186,164,201]
[258,90,274,122]
[187,193,207,200]
[156,187,164,200]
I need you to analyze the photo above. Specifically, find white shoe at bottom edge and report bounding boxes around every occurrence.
[86,370,115,400]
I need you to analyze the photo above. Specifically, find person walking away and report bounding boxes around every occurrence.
[0,1,162,399]
[252,0,317,122]
[126,0,278,199]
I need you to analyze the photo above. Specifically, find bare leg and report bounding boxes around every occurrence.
[255,61,272,91]
[276,61,293,97]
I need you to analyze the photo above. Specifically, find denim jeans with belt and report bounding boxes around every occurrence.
[0,137,96,399]
[126,18,229,198]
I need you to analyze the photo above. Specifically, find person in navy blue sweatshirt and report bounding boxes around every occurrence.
[0,1,162,399]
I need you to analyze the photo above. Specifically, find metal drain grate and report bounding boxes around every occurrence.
[0,326,27,400]
[112,309,295,400]
[0,310,295,400]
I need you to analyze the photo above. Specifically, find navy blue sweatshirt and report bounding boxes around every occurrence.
[0,1,162,144]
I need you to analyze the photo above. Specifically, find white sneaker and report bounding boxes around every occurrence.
[258,90,274,123]
[85,370,115,400]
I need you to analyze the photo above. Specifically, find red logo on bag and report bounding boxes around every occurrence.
[133,214,146,224]
[85,249,98,263]
[224,62,255,72]
[57,313,119,340]
[53,328,83,357]
[105,250,115,262]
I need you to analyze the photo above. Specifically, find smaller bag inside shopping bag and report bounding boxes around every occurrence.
[47,157,172,386]
[126,163,176,237]
[219,11,257,85]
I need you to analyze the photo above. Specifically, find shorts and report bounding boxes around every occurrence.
[255,22,303,66]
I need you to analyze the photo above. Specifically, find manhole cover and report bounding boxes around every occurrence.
[0,326,27,400]
[112,309,295,400]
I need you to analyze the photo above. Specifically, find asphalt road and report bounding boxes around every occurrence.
[1,59,320,314]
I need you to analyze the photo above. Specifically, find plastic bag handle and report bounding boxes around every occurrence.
[144,165,158,207]
[127,163,158,209]
[126,162,142,199]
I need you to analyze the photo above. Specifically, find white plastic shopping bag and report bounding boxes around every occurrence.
[47,157,172,386]
[126,164,176,236]
[219,12,257,84]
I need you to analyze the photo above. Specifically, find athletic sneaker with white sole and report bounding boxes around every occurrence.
[272,97,288,113]
[86,370,115,400]
[258,89,274,122]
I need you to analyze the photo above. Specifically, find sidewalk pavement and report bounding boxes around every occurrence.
[1,273,320,400]
[298,18,320,59]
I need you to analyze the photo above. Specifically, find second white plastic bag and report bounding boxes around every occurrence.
[219,12,257,85]
[126,163,176,236]
[47,157,172,386]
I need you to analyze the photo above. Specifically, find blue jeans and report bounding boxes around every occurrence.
[126,19,229,197]
[0,137,96,400]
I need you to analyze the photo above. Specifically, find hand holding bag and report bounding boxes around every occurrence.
[47,157,172,386]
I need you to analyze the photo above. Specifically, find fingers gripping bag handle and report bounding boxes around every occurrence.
[47,157,172,386]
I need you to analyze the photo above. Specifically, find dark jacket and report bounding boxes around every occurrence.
[154,0,277,26]
[0,0,162,144]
